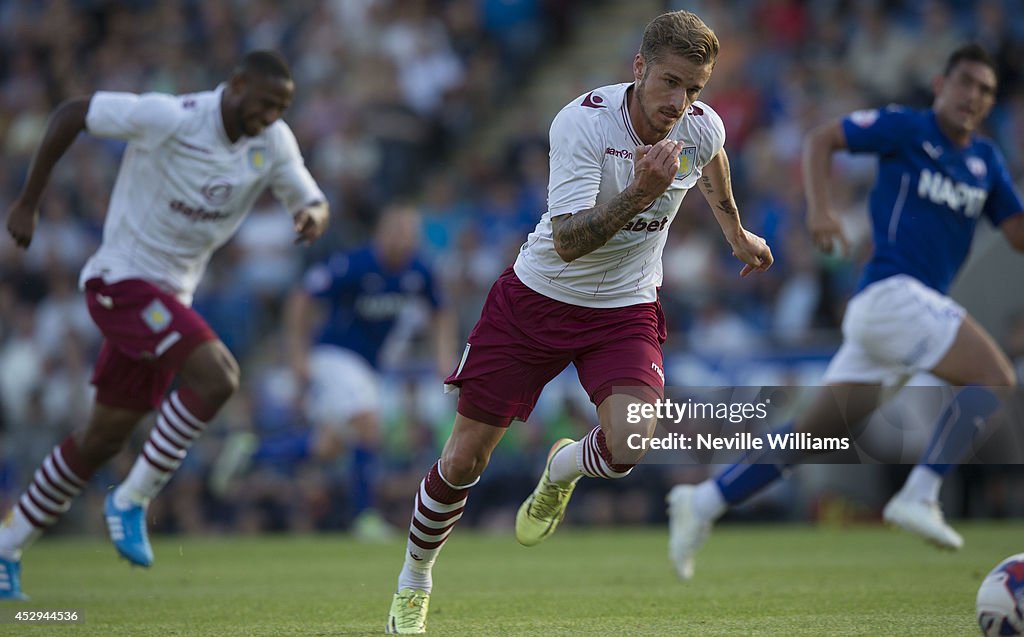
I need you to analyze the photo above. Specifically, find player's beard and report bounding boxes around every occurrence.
[635,74,676,138]
[243,115,264,137]
[233,104,262,138]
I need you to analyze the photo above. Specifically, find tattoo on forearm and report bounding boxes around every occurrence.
[701,175,713,193]
[555,188,651,260]
[716,199,738,216]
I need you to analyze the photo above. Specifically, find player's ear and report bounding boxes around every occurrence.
[633,54,645,84]
[931,74,945,98]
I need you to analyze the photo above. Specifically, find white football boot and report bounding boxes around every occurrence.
[882,491,963,550]
[667,484,712,580]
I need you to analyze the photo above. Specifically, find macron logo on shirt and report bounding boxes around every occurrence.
[581,92,606,108]
[606,147,633,160]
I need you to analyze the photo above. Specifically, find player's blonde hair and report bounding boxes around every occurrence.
[640,10,719,67]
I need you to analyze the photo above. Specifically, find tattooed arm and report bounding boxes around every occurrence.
[696,148,744,239]
[552,138,684,262]
[697,149,774,277]
[551,188,653,262]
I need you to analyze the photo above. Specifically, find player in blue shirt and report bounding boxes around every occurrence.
[668,43,1024,580]
[218,204,455,539]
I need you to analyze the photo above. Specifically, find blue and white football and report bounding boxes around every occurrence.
[978,554,1024,636]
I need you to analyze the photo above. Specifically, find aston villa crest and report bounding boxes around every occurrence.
[248,146,267,171]
[675,146,697,180]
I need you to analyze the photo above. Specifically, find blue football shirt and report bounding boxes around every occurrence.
[841,106,1023,294]
[301,245,443,368]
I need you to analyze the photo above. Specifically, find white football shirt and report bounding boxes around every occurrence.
[80,85,324,305]
[513,82,725,308]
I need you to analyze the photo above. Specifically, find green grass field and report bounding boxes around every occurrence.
[2,521,1020,636]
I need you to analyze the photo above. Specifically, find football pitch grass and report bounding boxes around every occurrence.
[3,521,1021,636]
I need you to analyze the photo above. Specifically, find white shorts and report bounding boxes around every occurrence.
[305,345,380,429]
[823,275,965,386]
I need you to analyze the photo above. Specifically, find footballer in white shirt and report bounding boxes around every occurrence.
[386,10,772,634]
[0,50,328,599]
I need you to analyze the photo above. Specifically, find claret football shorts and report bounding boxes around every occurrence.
[445,267,666,427]
[85,277,217,411]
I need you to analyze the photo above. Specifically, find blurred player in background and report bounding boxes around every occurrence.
[0,50,328,599]
[385,10,773,633]
[215,203,455,539]
[668,43,1024,580]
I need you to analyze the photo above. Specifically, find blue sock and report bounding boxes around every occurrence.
[351,445,377,516]
[253,430,313,464]
[714,422,798,505]
[921,385,1001,476]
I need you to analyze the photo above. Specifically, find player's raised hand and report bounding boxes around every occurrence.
[807,211,848,256]
[631,139,685,202]
[6,198,39,249]
[293,201,329,245]
[729,228,773,277]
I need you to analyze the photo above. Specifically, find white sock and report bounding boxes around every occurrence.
[113,460,161,508]
[0,508,42,560]
[397,559,433,593]
[548,443,583,485]
[692,480,728,521]
[900,466,943,503]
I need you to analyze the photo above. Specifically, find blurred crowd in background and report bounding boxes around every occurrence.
[1,0,1024,539]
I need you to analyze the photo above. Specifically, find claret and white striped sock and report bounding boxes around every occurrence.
[0,437,95,559]
[113,388,217,508]
[396,461,477,593]
[549,426,634,484]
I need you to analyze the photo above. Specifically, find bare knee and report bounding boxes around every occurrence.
[439,446,490,486]
[438,413,506,485]
[179,341,240,408]
[204,359,240,406]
